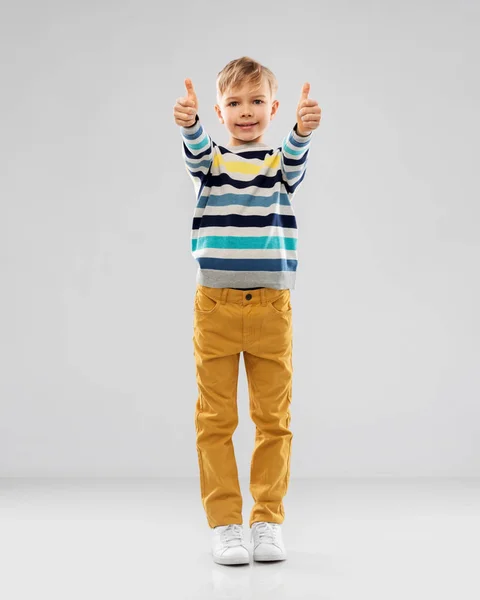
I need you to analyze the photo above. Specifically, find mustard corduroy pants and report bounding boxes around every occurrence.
[192,284,293,529]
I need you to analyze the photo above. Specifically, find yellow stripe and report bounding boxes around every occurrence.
[212,153,281,174]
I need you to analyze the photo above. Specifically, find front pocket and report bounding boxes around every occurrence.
[267,291,292,314]
[194,289,220,314]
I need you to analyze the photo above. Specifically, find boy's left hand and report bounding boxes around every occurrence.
[296,82,322,136]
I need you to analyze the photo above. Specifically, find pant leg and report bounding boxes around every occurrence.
[243,289,293,527]
[193,286,243,528]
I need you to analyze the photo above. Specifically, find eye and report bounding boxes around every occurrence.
[228,100,264,107]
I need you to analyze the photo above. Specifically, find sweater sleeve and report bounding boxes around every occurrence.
[180,114,214,196]
[280,122,313,196]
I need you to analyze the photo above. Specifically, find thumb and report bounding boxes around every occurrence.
[185,78,198,104]
[299,82,310,103]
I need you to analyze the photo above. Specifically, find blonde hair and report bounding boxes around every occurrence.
[216,56,278,103]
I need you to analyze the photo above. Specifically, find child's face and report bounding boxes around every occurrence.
[215,79,279,146]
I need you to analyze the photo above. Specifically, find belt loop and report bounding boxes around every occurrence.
[220,288,228,305]
[260,288,267,307]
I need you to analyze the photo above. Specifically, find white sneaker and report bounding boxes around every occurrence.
[251,521,287,562]
[211,524,250,565]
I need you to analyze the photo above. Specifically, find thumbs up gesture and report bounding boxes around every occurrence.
[296,82,322,136]
[174,78,199,127]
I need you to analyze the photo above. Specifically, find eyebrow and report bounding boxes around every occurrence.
[225,94,267,101]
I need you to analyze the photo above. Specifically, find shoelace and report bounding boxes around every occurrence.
[220,524,244,547]
[252,522,279,544]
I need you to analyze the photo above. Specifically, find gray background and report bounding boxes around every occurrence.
[1,0,479,477]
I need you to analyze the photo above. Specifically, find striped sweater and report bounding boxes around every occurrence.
[180,114,313,290]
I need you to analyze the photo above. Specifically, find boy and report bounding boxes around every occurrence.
[173,56,321,565]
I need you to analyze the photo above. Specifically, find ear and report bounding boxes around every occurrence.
[214,104,224,123]
[271,99,280,117]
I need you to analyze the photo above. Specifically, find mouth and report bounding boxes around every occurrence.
[237,123,257,129]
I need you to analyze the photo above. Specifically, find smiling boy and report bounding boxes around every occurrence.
[174,56,321,565]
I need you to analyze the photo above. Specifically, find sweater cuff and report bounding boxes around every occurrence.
[181,113,200,134]
[292,122,313,140]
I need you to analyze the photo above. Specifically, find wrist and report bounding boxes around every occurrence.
[186,114,199,128]
[295,122,310,137]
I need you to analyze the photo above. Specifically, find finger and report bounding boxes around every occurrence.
[300,104,321,113]
[185,78,197,101]
[301,111,322,119]
[176,115,195,125]
[174,107,196,122]
[175,107,195,119]
[301,120,320,126]
[299,82,310,102]
[299,107,321,118]
[298,100,319,112]
[177,97,196,109]
[300,108,321,118]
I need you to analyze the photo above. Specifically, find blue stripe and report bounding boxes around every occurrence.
[198,257,298,272]
[197,192,291,208]
[192,213,297,230]
[192,235,297,251]
[185,136,209,151]
[185,158,212,171]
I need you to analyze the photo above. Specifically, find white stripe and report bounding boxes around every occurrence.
[193,248,298,259]
[195,204,295,217]
[191,226,298,239]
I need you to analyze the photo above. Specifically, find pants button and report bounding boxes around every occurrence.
[245,294,252,300]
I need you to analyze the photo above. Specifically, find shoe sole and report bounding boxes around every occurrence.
[253,552,287,562]
[213,554,250,565]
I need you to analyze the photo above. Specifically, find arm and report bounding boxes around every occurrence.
[280,81,321,195]
[180,113,214,194]
[280,122,313,195]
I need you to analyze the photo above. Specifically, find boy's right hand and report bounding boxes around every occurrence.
[174,78,198,127]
